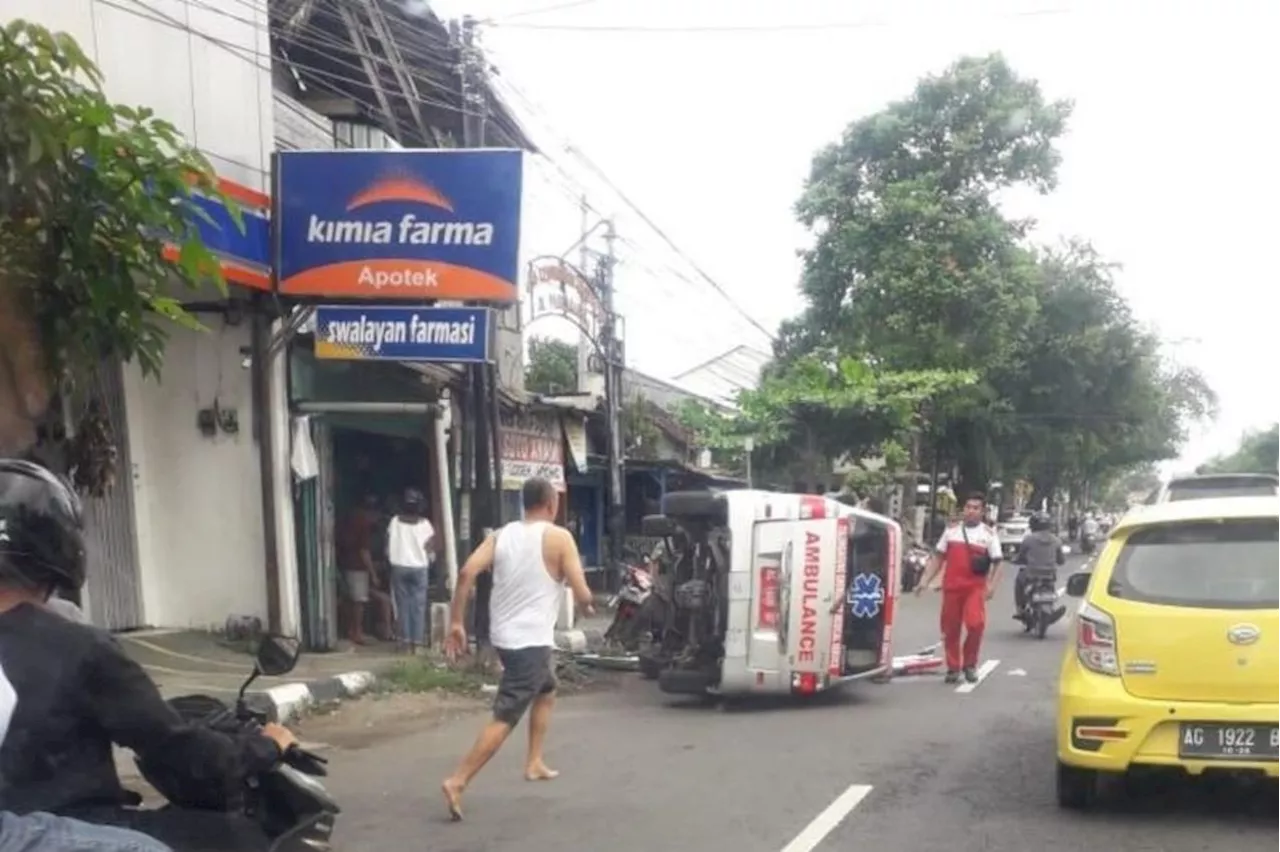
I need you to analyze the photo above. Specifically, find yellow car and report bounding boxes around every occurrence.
[1056,495,1279,809]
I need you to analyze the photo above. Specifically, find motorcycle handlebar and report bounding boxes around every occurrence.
[285,744,329,777]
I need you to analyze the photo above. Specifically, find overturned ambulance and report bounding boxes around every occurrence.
[639,490,902,699]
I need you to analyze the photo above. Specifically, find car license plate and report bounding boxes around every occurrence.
[1178,723,1280,760]
[1032,592,1057,603]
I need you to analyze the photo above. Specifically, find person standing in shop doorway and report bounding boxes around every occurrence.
[387,488,435,654]
[338,494,383,644]
[914,492,1004,684]
[440,477,595,822]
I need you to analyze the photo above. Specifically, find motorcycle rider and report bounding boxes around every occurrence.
[1080,511,1101,552]
[1012,512,1066,623]
[0,459,296,850]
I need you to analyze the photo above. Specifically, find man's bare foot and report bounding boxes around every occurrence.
[524,762,560,781]
[441,778,465,821]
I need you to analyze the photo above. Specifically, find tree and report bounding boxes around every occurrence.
[0,21,232,492]
[787,53,1074,490]
[779,53,1214,496]
[992,240,1215,502]
[674,352,978,489]
[1197,425,1279,475]
[524,336,577,395]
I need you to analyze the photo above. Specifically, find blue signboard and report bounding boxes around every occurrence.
[275,149,523,303]
[313,305,491,363]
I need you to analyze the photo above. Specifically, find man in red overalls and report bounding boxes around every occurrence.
[915,492,1004,684]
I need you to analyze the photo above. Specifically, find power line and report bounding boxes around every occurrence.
[493,6,1070,33]
[567,144,777,341]
[120,0,770,361]
[488,0,607,23]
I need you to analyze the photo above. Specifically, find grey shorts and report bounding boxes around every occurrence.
[493,645,557,726]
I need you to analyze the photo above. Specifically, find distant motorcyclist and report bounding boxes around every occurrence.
[0,459,295,850]
[1012,512,1066,620]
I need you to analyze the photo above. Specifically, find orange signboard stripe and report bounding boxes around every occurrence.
[279,260,518,301]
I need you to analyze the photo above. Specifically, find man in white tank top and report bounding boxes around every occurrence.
[440,478,593,821]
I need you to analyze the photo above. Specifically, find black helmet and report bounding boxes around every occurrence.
[1029,512,1051,532]
[0,459,86,595]
[402,487,426,511]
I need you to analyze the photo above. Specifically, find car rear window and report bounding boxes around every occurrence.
[1166,477,1279,501]
[1107,518,1279,609]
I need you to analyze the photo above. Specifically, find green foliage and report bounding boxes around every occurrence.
[1197,425,1279,475]
[672,353,978,477]
[621,395,663,460]
[0,21,235,469]
[992,240,1216,495]
[0,20,232,379]
[774,52,1214,495]
[790,54,1070,373]
[524,336,578,395]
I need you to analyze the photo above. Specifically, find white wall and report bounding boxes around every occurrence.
[2,0,276,626]
[123,321,267,628]
[1,0,274,192]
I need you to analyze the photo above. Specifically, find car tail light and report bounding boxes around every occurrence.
[1075,602,1119,676]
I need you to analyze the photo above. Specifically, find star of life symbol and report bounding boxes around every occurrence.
[847,572,884,619]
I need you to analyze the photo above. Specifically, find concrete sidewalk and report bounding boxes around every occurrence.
[120,630,396,721]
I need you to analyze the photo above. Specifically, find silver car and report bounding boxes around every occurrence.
[1144,473,1279,504]
[997,514,1030,558]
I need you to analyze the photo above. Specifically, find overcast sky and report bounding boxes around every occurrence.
[429,0,1278,469]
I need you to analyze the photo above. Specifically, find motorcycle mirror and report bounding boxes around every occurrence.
[255,634,302,677]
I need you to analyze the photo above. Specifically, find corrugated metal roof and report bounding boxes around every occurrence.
[670,345,772,408]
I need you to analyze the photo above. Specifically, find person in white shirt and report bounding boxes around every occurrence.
[440,477,594,822]
[386,488,436,654]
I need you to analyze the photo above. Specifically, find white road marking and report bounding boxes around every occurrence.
[780,783,874,852]
[1007,668,1027,676]
[955,659,1001,693]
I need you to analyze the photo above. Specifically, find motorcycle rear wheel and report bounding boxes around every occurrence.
[1035,611,1049,639]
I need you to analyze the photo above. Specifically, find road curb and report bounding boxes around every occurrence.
[263,670,378,723]
[554,628,606,654]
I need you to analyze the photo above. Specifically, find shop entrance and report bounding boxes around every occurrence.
[331,422,436,646]
[296,414,443,650]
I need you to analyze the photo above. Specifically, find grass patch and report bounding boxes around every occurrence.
[378,657,491,695]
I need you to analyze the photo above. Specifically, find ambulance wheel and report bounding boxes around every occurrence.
[662,491,727,523]
[1055,761,1099,810]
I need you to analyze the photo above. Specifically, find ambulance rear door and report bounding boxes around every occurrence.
[747,517,847,677]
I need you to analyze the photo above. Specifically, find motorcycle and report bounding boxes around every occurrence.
[1080,532,1098,555]
[133,635,341,852]
[1017,572,1067,639]
[603,552,655,651]
[900,544,931,593]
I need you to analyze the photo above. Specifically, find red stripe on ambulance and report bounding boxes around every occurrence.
[829,516,850,678]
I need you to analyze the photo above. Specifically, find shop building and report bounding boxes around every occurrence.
[1,0,536,635]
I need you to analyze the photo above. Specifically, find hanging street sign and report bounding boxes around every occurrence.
[526,256,603,338]
[313,305,491,363]
[274,149,523,302]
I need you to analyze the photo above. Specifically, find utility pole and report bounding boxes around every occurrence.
[456,16,496,649]
[598,221,625,577]
[576,195,591,395]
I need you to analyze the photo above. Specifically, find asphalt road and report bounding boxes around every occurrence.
[322,557,1278,851]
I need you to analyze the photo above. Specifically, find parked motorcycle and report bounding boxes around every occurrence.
[900,545,931,593]
[134,635,341,852]
[603,552,655,651]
